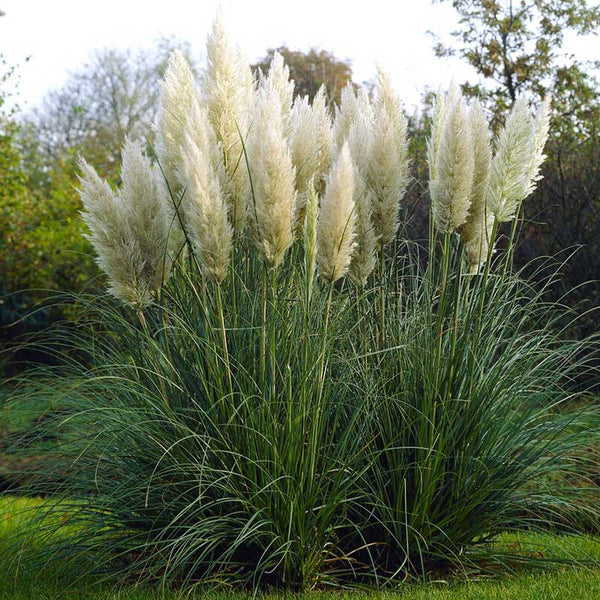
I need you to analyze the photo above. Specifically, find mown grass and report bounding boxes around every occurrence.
[1,497,599,599]
[1,574,599,600]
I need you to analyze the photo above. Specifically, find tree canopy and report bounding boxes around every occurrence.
[22,39,195,182]
[252,46,354,105]
[434,0,600,113]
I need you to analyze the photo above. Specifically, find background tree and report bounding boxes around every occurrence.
[0,57,96,373]
[0,56,26,207]
[252,46,354,105]
[22,38,195,184]
[432,0,600,114]
[1,55,30,324]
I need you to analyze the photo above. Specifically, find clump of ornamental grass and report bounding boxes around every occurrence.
[3,19,599,593]
[4,263,369,590]
[345,250,600,581]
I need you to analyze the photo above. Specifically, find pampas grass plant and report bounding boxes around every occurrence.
[3,19,599,594]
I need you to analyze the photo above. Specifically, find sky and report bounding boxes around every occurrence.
[1,0,599,114]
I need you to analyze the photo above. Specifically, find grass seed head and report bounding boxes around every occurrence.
[179,97,232,282]
[459,100,494,272]
[247,84,296,268]
[368,68,410,247]
[202,13,254,234]
[79,141,171,307]
[317,143,357,282]
[429,86,475,234]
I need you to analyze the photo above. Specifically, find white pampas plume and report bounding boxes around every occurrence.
[154,50,198,255]
[178,98,232,282]
[429,87,475,233]
[487,97,535,222]
[345,104,373,176]
[289,87,333,225]
[346,117,377,284]
[317,143,357,282]
[259,51,295,138]
[290,95,318,197]
[155,50,197,194]
[79,141,171,308]
[348,188,377,285]
[183,96,228,196]
[247,85,296,268]
[523,96,551,199]
[333,84,373,153]
[312,86,334,190]
[427,86,446,181]
[368,68,410,246]
[459,101,494,272]
[202,13,254,234]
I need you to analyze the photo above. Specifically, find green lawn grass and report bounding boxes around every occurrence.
[1,497,599,599]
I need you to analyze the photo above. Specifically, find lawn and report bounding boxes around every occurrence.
[1,497,599,600]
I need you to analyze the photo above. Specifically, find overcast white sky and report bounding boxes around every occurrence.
[1,0,599,113]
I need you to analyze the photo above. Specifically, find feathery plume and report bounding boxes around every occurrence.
[317,143,357,282]
[246,85,296,268]
[289,88,333,227]
[345,110,372,177]
[348,188,377,285]
[368,68,410,246]
[178,98,232,282]
[203,13,254,233]
[332,86,372,281]
[346,117,377,284]
[333,84,373,153]
[79,141,171,308]
[183,96,228,195]
[523,96,551,200]
[259,51,295,138]
[312,86,334,192]
[155,50,197,194]
[429,88,475,234]
[290,96,319,202]
[427,86,446,182]
[487,97,534,222]
[154,50,198,254]
[459,101,494,272]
